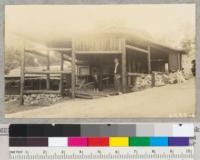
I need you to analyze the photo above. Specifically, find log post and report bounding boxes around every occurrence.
[71,40,76,98]
[59,53,64,96]
[128,55,132,87]
[178,53,181,70]
[152,72,156,87]
[20,42,25,105]
[121,39,127,93]
[46,50,50,90]
[147,43,151,74]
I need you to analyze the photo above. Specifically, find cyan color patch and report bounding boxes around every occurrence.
[150,137,168,146]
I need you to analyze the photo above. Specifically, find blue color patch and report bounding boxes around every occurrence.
[150,137,168,146]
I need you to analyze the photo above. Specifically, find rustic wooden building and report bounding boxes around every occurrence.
[17,32,185,104]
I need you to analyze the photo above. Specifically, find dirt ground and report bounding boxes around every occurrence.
[5,78,196,118]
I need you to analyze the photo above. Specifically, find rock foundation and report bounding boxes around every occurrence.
[131,71,186,91]
[23,94,62,106]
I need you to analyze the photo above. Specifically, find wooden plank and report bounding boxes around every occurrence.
[125,44,148,54]
[20,44,25,105]
[75,94,94,99]
[147,44,151,73]
[75,50,122,54]
[75,91,110,99]
[23,90,60,94]
[121,39,127,93]
[71,40,76,98]
[48,48,72,51]
[127,72,149,76]
[46,51,50,90]
[24,70,68,74]
[59,53,64,96]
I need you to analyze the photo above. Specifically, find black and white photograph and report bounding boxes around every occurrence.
[4,4,196,118]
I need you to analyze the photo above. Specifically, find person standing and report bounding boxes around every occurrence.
[191,60,195,76]
[92,68,100,94]
[113,58,122,94]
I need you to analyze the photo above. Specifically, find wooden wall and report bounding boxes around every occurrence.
[74,38,122,53]
[169,53,181,72]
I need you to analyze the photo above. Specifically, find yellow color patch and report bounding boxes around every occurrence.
[109,137,129,146]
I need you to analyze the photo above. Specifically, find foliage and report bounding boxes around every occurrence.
[5,45,61,75]
[4,46,21,74]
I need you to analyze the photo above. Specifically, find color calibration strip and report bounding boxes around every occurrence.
[10,136,190,147]
[9,123,194,137]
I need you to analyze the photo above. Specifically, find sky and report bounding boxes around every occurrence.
[5,4,195,48]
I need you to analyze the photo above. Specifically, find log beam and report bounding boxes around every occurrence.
[75,50,121,54]
[48,48,72,52]
[25,49,48,57]
[125,44,148,54]
[23,90,60,94]
[24,70,68,74]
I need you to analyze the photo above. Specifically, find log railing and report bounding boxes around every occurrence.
[20,44,74,105]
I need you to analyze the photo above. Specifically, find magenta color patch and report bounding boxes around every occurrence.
[68,137,88,146]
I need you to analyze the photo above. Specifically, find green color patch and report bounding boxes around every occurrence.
[129,137,150,146]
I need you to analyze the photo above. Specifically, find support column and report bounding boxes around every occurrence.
[180,53,182,70]
[59,53,64,96]
[121,39,127,93]
[20,42,25,105]
[46,50,50,90]
[71,40,76,98]
[178,53,181,70]
[128,55,132,87]
[147,43,151,74]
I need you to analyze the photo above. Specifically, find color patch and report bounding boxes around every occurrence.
[150,137,168,146]
[168,137,189,146]
[81,125,101,136]
[109,137,129,146]
[9,137,27,146]
[87,137,109,146]
[129,137,150,146]
[68,137,87,146]
[116,125,136,136]
[173,124,194,137]
[26,138,48,146]
[136,125,154,136]
[99,125,118,136]
[154,124,173,137]
[48,137,68,147]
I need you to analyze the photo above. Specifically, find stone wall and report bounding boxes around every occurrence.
[131,75,152,91]
[23,94,62,106]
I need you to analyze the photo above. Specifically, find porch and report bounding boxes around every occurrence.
[18,34,185,105]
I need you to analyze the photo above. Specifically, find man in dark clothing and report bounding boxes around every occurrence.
[191,60,195,76]
[92,68,100,94]
[113,58,122,94]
